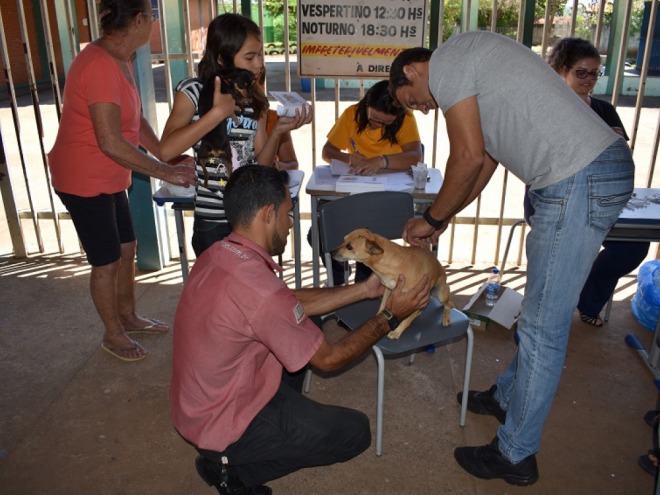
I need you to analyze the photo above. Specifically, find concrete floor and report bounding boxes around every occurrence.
[0,247,658,495]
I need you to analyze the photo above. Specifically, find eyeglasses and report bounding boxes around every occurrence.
[141,12,158,21]
[367,112,396,127]
[571,67,602,80]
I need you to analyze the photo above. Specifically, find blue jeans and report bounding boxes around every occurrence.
[494,139,634,463]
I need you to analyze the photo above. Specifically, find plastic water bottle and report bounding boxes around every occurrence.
[485,267,501,307]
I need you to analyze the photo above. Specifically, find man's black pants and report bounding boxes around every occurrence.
[198,368,371,487]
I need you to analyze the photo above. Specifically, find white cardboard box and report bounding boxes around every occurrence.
[463,283,523,331]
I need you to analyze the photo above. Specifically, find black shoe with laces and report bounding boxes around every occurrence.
[454,438,539,486]
[195,455,272,495]
[457,385,506,424]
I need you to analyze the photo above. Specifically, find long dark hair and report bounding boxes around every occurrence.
[98,0,147,34]
[547,37,600,74]
[197,13,263,81]
[355,80,406,145]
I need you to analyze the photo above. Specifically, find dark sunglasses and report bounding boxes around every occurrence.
[571,67,602,80]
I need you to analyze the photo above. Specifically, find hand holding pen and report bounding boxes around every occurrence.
[349,138,387,176]
[348,138,371,174]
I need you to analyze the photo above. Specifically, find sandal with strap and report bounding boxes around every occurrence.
[579,312,603,327]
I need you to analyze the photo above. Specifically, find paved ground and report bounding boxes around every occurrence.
[0,253,658,494]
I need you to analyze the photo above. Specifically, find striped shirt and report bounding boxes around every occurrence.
[176,77,260,223]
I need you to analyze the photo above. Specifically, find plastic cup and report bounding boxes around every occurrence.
[412,168,428,190]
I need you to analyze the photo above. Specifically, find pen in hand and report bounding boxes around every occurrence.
[349,138,360,154]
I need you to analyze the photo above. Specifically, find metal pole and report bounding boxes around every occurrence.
[646,109,660,188]
[86,0,99,40]
[540,0,553,59]
[158,0,174,109]
[63,0,79,59]
[491,0,497,33]
[283,0,291,91]
[0,5,43,252]
[594,0,606,50]
[611,0,633,108]
[630,0,658,152]
[16,0,64,252]
[0,122,27,257]
[182,0,194,77]
[39,0,63,120]
[516,0,526,43]
[570,0,578,37]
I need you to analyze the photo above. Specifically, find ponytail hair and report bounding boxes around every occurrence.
[98,0,146,34]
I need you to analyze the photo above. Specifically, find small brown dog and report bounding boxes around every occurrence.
[332,228,454,339]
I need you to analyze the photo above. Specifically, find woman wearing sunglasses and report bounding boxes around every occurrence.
[322,80,423,176]
[546,37,649,327]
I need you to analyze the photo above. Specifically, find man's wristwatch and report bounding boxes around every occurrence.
[380,309,400,331]
[422,206,445,230]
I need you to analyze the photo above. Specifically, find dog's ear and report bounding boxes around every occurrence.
[365,238,384,255]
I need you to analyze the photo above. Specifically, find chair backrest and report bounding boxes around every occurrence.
[318,191,415,253]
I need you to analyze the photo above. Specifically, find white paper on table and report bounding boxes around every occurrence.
[329,159,351,176]
[384,171,415,191]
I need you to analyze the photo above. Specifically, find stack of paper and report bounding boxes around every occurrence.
[269,91,310,117]
[335,174,386,193]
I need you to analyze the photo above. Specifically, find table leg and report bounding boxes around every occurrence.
[311,196,320,287]
[173,206,189,283]
[294,199,302,288]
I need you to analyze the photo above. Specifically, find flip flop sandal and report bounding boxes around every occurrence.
[579,312,604,327]
[125,318,170,335]
[101,341,147,362]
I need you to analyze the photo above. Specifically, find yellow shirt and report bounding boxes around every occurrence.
[326,104,420,158]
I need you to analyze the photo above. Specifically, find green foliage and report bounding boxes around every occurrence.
[629,0,646,36]
[534,0,569,19]
[477,0,522,28]
[442,0,463,41]
[264,0,297,42]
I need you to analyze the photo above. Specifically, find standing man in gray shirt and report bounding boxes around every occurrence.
[389,31,634,486]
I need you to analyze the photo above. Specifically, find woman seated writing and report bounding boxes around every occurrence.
[322,80,423,176]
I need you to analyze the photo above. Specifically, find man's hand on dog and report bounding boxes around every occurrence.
[403,218,446,247]
[361,273,386,299]
[386,274,431,320]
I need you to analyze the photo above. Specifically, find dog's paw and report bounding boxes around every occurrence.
[387,330,402,340]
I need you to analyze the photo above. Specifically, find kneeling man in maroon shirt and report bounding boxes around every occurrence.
[170,165,430,494]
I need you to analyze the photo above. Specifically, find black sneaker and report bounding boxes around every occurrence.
[454,438,539,486]
[644,409,660,428]
[457,385,506,424]
[195,455,272,495]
